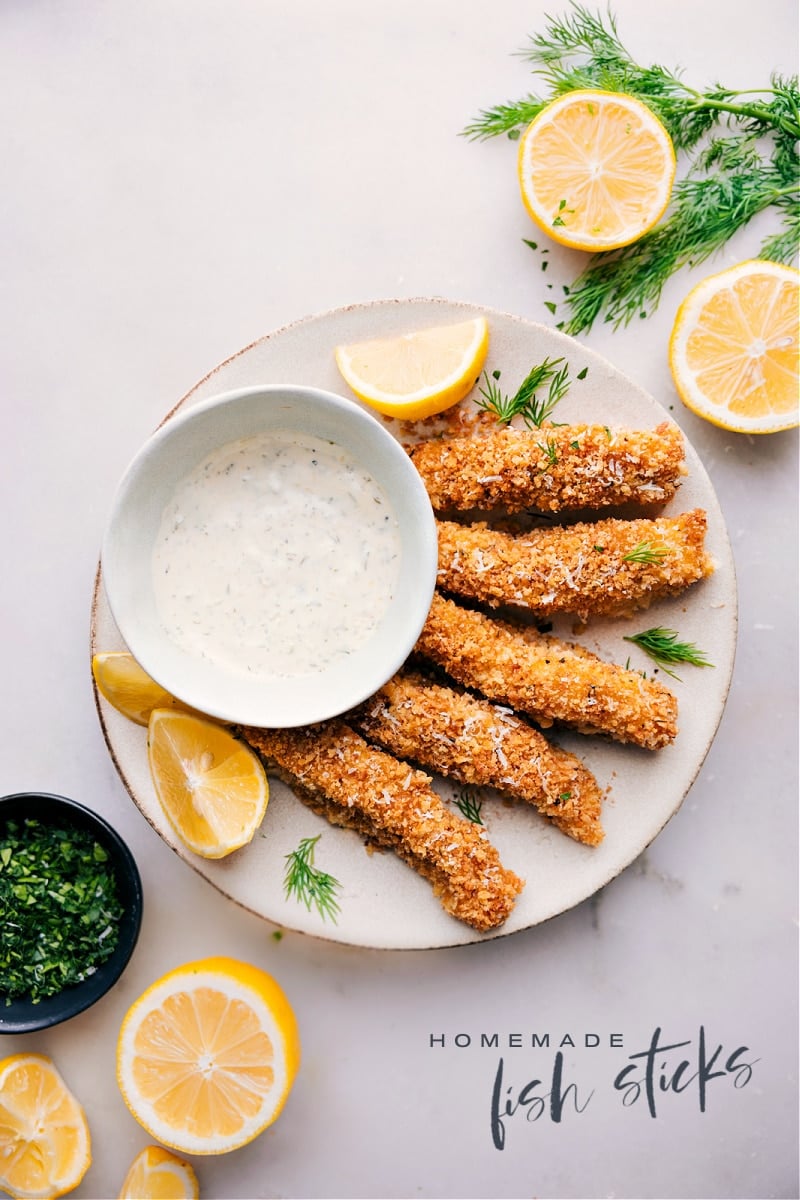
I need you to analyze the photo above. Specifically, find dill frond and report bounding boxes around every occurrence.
[452,788,484,825]
[623,627,714,680]
[283,835,341,922]
[622,541,668,565]
[476,357,569,427]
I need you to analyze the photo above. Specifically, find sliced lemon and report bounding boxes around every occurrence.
[334,316,489,419]
[147,709,268,858]
[669,259,799,433]
[117,957,301,1156]
[0,1053,91,1200]
[518,89,675,252]
[118,1145,199,1200]
[92,651,194,726]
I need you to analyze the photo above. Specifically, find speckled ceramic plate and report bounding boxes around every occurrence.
[91,298,737,949]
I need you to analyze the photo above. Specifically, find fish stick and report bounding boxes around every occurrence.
[410,421,685,514]
[415,594,678,750]
[436,509,713,621]
[242,720,524,932]
[351,670,605,846]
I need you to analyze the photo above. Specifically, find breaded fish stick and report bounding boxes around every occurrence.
[410,421,685,514]
[436,509,713,621]
[242,720,524,932]
[351,670,605,846]
[415,594,678,750]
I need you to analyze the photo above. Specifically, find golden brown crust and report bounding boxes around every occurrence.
[436,509,713,621]
[415,594,678,750]
[410,422,686,514]
[351,670,605,846]
[242,720,524,932]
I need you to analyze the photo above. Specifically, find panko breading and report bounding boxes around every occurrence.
[351,670,605,846]
[415,594,678,750]
[242,720,524,932]
[436,509,713,621]
[410,421,685,514]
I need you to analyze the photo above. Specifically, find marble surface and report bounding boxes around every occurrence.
[1,3,797,1197]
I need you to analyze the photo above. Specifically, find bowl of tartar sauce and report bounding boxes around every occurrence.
[101,385,438,727]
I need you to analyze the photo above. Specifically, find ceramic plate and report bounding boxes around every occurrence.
[91,298,737,949]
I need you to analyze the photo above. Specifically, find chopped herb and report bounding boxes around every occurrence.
[522,238,539,251]
[283,835,341,923]
[0,818,125,1004]
[271,930,284,942]
[544,300,558,314]
[576,366,589,380]
[553,199,575,227]
[453,788,484,825]
[623,626,714,680]
[476,357,570,427]
[622,541,668,565]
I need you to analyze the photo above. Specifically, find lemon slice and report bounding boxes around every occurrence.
[118,1145,199,1200]
[0,1054,91,1200]
[117,957,301,1156]
[669,259,799,433]
[334,316,489,419]
[518,89,675,251]
[93,651,193,726]
[147,709,268,858]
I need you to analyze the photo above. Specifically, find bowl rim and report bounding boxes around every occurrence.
[0,791,143,1034]
[100,382,438,727]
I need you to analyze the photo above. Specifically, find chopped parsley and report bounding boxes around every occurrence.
[0,818,125,1004]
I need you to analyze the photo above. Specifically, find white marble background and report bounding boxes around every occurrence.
[1,2,797,1198]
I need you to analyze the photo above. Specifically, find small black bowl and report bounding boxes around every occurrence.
[0,792,143,1034]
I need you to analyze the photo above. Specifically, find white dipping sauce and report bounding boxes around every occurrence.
[152,430,402,679]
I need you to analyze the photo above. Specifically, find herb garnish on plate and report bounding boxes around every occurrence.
[624,627,714,680]
[476,357,571,427]
[283,834,342,923]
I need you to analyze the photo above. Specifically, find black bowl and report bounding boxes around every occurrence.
[0,792,143,1034]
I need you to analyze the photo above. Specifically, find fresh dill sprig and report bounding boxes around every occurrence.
[623,626,714,680]
[476,357,569,427]
[452,788,484,825]
[622,541,668,565]
[283,835,341,922]
[463,4,800,332]
[537,436,560,468]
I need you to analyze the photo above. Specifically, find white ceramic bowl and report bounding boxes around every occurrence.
[101,384,438,727]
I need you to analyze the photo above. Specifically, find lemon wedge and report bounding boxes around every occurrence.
[92,651,193,726]
[0,1054,91,1200]
[518,89,675,252]
[118,1145,199,1200]
[147,709,268,858]
[117,957,301,1156]
[669,259,799,433]
[334,316,489,419]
